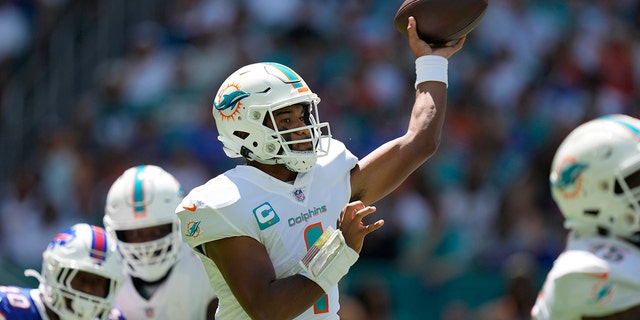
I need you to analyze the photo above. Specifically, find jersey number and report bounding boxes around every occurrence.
[304,223,329,314]
[0,286,31,309]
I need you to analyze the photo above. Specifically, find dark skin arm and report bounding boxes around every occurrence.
[206,297,218,319]
[203,202,380,320]
[350,17,465,205]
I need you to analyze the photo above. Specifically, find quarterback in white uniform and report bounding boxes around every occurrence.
[104,165,217,320]
[532,114,640,320]
[180,139,355,319]
[177,17,466,320]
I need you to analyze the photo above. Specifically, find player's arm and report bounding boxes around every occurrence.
[203,236,324,320]
[201,202,382,320]
[206,297,218,319]
[349,17,465,205]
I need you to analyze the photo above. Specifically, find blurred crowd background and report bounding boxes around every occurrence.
[1,0,640,319]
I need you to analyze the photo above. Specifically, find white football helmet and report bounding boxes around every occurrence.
[103,165,183,282]
[212,62,331,172]
[550,114,640,242]
[24,223,123,320]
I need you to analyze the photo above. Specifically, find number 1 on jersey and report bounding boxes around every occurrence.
[304,223,329,314]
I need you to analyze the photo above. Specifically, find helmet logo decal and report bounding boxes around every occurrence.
[132,166,147,218]
[51,228,77,247]
[90,225,108,263]
[253,202,280,230]
[264,62,310,93]
[214,82,249,120]
[552,157,588,199]
[591,281,614,305]
[185,220,201,239]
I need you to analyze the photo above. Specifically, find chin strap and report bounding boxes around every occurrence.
[242,146,280,166]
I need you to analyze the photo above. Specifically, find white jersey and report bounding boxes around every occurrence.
[115,242,216,320]
[176,138,357,320]
[532,233,640,319]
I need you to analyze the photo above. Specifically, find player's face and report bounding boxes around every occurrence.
[70,270,110,298]
[266,104,313,151]
[118,223,172,243]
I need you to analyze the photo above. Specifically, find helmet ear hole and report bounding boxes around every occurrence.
[624,170,640,189]
[584,209,599,217]
[597,226,609,236]
[234,131,250,139]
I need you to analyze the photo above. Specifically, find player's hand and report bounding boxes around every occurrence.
[337,201,384,253]
[407,16,466,59]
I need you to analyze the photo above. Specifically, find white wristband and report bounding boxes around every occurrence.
[415,55,448,89]
[299,227,359,293]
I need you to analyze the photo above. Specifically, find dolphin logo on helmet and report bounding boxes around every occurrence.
[552,161,588,191]
[214,90,250,111]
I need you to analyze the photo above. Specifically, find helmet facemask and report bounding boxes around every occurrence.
[608,159,640,242]
[254,102,330,172]
[114,222,181,282]
[25,223,123,320]
[39,267,118,320]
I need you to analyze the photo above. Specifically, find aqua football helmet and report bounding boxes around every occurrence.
[212,62,331,172]
[550,114,640,242]
[103,165,183,282]
[25,223,123,320]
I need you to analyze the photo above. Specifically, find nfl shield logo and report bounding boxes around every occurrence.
[145,307,154,318]
[294,189,305,202]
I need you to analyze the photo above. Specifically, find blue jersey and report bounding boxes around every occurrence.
[0,286,126,320]
[0,286,43,320]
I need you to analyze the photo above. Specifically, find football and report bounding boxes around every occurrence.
[393,0,488,47]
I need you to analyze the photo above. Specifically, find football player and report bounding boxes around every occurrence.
[175,17,465,319]
[104,165,217,319]
[0,223,125,320]
[532,114,640,319]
